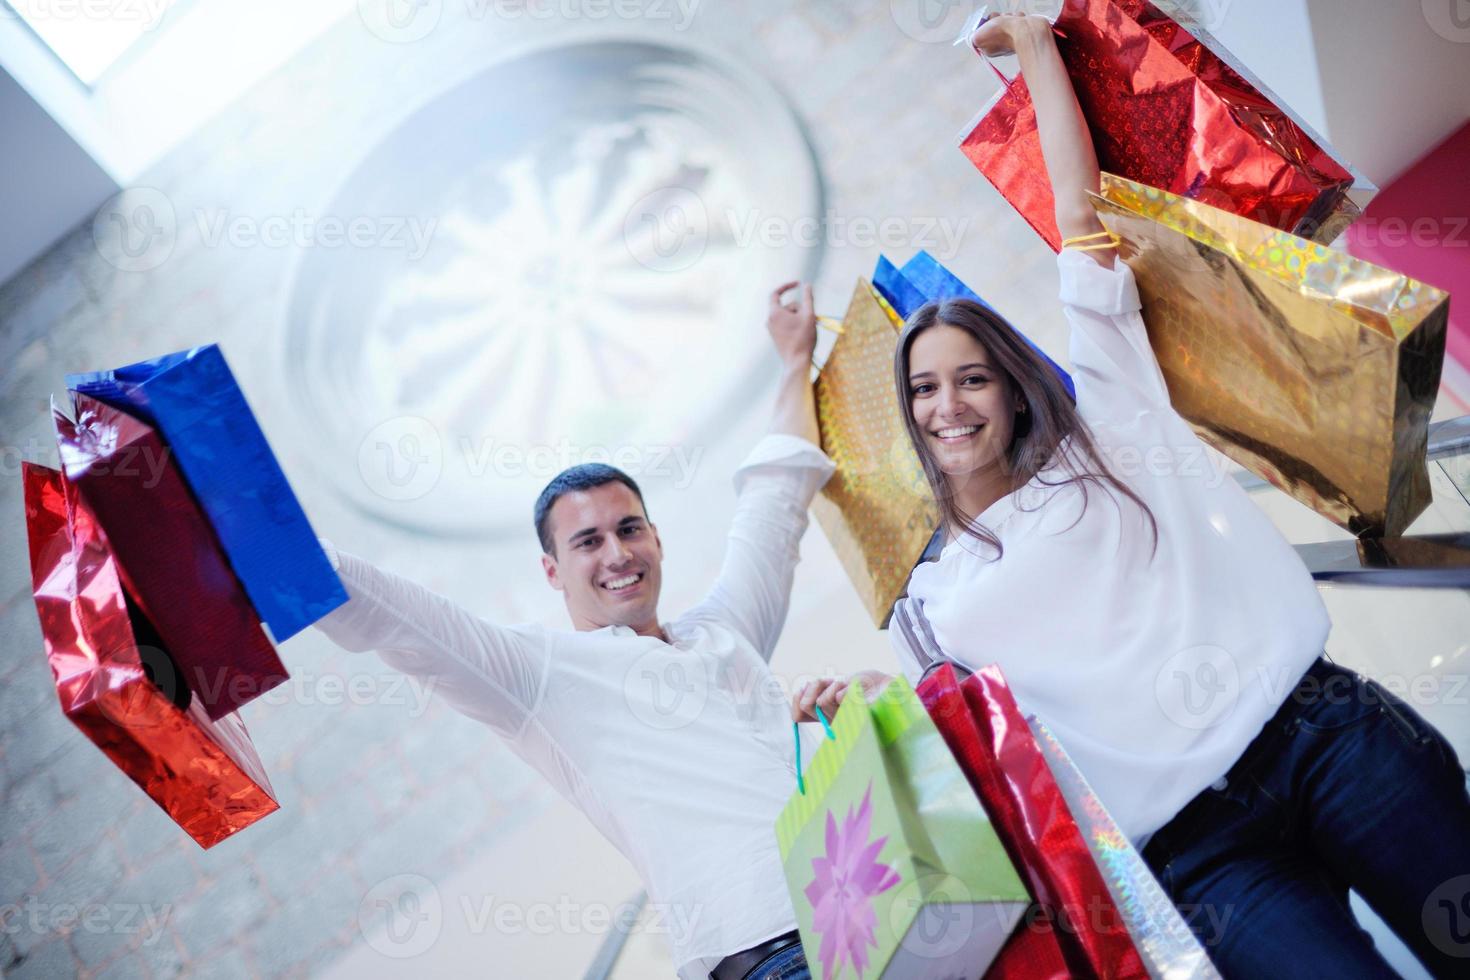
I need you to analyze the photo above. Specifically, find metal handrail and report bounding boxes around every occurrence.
[1294,534,1470,588]
[1429,414,1470,461]
[581,892,645,980]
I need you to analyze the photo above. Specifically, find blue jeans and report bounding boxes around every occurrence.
[741,944,810,980]
[1141,658,1470,977]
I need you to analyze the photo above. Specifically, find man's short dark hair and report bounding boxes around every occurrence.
[534,464,648,555]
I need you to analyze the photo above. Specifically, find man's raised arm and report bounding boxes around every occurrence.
[765,280,822,445]
[681,282,835,659]
[316,540,549,738]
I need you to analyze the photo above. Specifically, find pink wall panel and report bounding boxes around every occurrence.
[1346,121,1470,414]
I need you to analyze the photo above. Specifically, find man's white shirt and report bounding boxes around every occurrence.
[316,434,835,977]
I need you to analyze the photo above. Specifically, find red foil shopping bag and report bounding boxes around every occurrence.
[53,392,286,719]
[68,344,348,642]
[917,664,1145,979]
[961,0,1361,251]
[23,462,279,848]
[988,927,1072,980]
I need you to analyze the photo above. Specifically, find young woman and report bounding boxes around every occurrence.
[794,11,1470,976]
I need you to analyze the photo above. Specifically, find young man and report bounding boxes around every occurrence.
[316,281,831,979]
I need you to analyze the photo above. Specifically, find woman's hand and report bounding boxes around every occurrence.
[766,280,817,371]
[791,671,895,723]
[969,11,1052,59]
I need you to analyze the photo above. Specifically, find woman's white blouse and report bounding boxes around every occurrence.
[891,249,1330,843]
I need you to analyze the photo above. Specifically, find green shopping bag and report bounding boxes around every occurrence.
[776,677,1028,979]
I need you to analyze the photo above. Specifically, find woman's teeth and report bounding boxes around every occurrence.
[935,425,981,440]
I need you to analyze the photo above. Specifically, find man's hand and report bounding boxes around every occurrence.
[767,280,817,371]
[791,670,895,723]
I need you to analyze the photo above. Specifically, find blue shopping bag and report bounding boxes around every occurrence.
[873,251,1075,399]
[67,345,347,641]
[872,256,932,322]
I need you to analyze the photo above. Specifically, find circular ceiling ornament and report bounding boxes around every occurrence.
[284,39,822,537]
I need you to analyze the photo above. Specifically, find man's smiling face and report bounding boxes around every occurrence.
[541,482,664,636]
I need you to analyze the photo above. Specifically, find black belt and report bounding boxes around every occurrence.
[710,930,802,980]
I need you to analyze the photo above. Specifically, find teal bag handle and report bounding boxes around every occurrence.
[794,705,836,795]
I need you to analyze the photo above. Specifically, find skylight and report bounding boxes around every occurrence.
[5,0,182,85]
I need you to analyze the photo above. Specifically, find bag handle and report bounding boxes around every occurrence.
[793,705,836,795]
[810,315,846,372]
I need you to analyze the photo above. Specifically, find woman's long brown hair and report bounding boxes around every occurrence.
[895,298,1158,559]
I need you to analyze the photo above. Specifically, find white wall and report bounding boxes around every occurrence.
[0,0,359,184]
[1304,0,1470,186]
[0,66,117,288]
[0,0,360,287]
[1149,0,1469,188]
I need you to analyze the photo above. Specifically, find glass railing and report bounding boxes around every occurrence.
[1233,415,1470,587]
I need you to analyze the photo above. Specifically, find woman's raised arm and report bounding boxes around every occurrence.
[972,12,1115,268]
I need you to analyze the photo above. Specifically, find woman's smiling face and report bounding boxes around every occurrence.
[907,323,1019,480]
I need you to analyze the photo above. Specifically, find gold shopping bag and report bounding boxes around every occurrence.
[813,281,939,627]
[1090,174,1449,537]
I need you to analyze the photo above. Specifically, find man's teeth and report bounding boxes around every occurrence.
[936,425,980,439]
[603,573,642,590]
